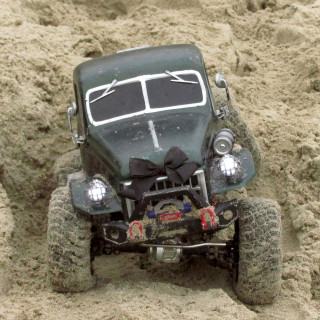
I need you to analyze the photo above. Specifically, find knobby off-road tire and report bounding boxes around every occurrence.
[234,197,282,305]
[47,186,95,292]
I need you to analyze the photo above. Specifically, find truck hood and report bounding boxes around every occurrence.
[88,111,212,180]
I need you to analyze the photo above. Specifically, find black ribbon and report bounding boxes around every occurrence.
[119,147,198,201]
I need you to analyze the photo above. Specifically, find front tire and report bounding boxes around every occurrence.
[47,186,95,292]
[53,150,82,186]
[234,197,282,304]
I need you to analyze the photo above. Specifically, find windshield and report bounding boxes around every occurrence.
[86,70,206,126]
[88,81,145,123]
[146,74,203,109]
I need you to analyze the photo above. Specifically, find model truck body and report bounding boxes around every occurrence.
[47,44,282,305]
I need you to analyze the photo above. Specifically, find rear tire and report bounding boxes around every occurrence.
[234,197,282,304]
[47,186,95,292]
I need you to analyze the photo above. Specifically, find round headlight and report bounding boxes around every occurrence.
[218,154,241,177]
[213,128,235,156]
[87,179,107,202]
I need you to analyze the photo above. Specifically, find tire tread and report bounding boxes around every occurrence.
[47,187,95,292]
[234,197,282,305]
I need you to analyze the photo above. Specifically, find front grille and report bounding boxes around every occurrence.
[123,169,208,218]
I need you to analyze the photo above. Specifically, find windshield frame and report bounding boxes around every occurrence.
[85,70,207,126]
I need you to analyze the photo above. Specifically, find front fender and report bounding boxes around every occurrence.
[208,148,256,196]
[68,172,122,215]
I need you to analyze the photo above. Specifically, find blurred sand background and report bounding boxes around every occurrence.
[0,0,319,319]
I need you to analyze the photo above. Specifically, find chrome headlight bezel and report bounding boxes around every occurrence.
[87,179,107,203]
[218,154,243,184]
[218,154,240,176]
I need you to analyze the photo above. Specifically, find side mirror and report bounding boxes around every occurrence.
[68,100,78,116]
[214,73,227,88]
[214,73,230,101]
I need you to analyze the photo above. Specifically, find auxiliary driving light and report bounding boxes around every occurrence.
[87,179,107,203]
[213,128,235,156]
[218,154,242,184]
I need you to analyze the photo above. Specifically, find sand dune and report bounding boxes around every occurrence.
[0,0,319,319]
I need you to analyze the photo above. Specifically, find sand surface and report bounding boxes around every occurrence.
[0,0,319,319]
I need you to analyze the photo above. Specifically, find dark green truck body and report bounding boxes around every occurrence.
[70,44,255,235]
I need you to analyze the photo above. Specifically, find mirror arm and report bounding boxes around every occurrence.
[225,85,230,101]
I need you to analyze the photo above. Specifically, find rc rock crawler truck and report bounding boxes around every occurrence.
[47,44,282,305]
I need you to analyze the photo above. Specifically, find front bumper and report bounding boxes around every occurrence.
[101,199,238,245]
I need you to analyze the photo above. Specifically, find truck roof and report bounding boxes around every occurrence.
[73,44,207,95]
